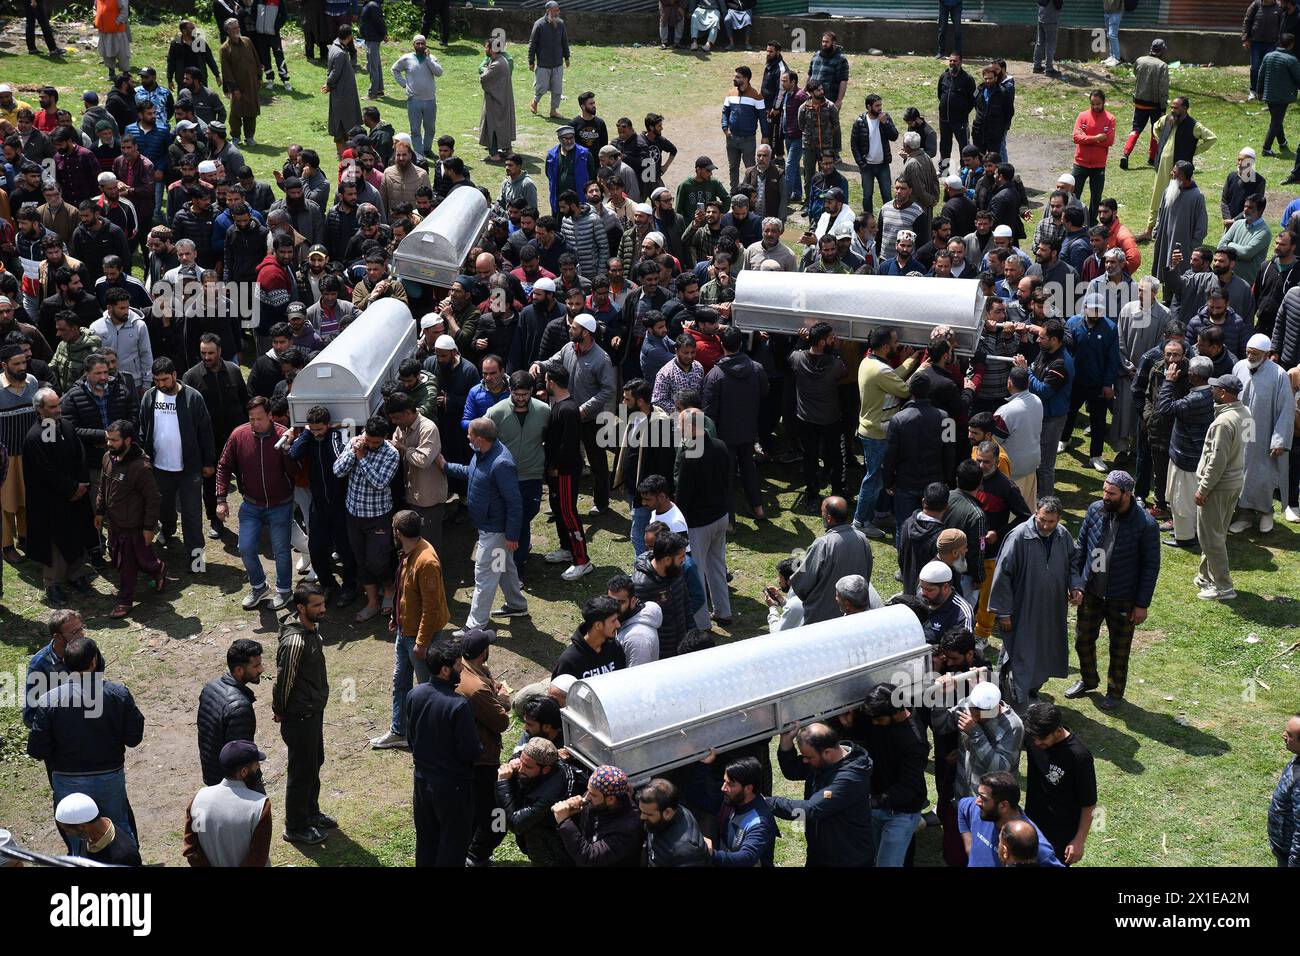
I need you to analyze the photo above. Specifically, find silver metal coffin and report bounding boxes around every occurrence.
[392,185,490,289]
[287,299,416,427]
[562,605,930,783]
[731,270,985,353]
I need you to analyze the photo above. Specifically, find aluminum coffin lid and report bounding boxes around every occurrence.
[289,299,415,425]
[731,270,984,352]
[392,185,490,287]
[562,605,928,781]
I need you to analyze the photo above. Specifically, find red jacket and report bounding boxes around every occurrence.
[687,327,724,373]
[1104,218,1141,274]
[1071,107,1116,168]
[215,422,298,508]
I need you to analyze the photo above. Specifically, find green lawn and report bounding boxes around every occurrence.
[1,24,1297,867]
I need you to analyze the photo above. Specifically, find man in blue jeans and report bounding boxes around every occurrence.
[371,509,449,750]
[854,325,919,537]
[215,396,297,611]
[850,93,897,217]
[391,35,443,157]
[861,683,929,866]
[775,70,808,203]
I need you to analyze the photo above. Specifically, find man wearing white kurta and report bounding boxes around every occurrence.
[1229,333,1295,533]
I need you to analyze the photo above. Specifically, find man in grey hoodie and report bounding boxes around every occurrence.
[391,35,444,157]
[608,573,661,666]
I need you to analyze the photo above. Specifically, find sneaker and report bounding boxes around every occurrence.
[269,590,291,611]
[1032,65,1045,74]
[241,585,269,609]
[370,730,408,749]
[491,604,530,619]
[1119,155,1130,170]
[282,80,293,91]
[1158,520,1174,532]
[303,569,318,582]
[1259,513,1274,533]
[1044,69,1063,79]
[587,505,606,518]
[1198,586,1235,601]
[283,826,326,845]
[1101,56,1119,67]
[155,531,170,548]
[1248,90,1258,100]
[296,553,311,574]
[1285,506,1300,522]
[1228,518,1251,534]
[561,562,594,581]
[311,813,337,829]
[208,522,223,540]
[1056,440,1067,454]
[1089,456,1107,472]
[245,137,256,147]
[859,521,886,540]
[544,549,573,564]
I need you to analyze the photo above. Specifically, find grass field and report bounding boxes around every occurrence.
[0,21,1297,867]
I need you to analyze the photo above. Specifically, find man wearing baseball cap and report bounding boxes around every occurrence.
[183,740,273,866]
[674,155,730,220]
[1194,373,1251,600]
[1064,291,1121,473]
[941,174,976,237]
[1066,470,1160,710]
[56,792,142,866]
[544,126,588,217]
[553,311,615,517]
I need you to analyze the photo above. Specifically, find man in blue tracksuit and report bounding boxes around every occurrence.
[441,416,527,630]
[1016,316,1075,498]
[287,405,359,608]
[721,66,771,194]
[710,755,777,867]
[1064,293,1120,472]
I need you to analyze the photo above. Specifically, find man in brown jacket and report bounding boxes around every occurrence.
[371,509,450,750]
[96,419,164,618]
[387,392,447,552]
[459,628,514,866]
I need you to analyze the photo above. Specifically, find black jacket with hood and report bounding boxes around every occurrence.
[703,352,770,446]
[552,626,627,681]
[632,554,691,659]
[772,740,877,867]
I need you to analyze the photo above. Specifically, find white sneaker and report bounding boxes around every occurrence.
[1056,440,1067,454]
[561,562,594,581]
[282,79,293,91]
[1259,513,1274,533]
[1285,506,1300,522]
[241,585,269,609]
[1102,56,1119,67]
[304,569,318,582]
[1089,456,1107,472]
[296,553,311,573]
[1197,586,1223,601]
[1228,518,1251,534]
[269,590,290,611]
[370,730,408,749]
[1249,90,1258,100]
[544,549,573,564]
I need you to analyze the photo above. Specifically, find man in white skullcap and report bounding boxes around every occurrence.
[932,679,1024,861]
[917,559,974,645]
[55,792,142,865]
[1229,333,1294,534]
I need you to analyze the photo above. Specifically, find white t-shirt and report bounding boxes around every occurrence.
[654,502,690,552]
[865,116,884,165]
[151,391,183,472]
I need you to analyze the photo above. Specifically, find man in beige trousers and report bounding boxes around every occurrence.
[1194,373,1253,601]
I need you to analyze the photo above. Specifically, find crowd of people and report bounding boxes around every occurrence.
[3,3,1299,870]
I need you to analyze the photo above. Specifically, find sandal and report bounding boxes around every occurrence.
[355,605,381,624]
[109,603,132,619]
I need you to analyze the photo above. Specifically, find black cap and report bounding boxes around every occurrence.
[459,628,496,660]
[219,740,267,775]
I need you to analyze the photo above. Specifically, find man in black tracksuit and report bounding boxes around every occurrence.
[182,334,249,536]
[861,683,931,866]
[273,584,333,845]
[287,409,359,606]
[406,640,483,867]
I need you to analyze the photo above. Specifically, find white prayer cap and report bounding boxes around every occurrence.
[55,793,99,826]
[1056,172,1076,187]
[0,84,12,95]
[831,220,855,238]
[533,277,556,293]
[1247,332,1273,351]
[634,202,654,216]
[644,231,665,248]
[918,560,953,584]
[97,172,117,186]
[394,132,413,145]
[992,224,1013,238]
[969,681,1002,710]
[198,160,219,175]
[1239,147,1256,160]
[573,313,597,333]
[945,174,964,190]
[413,34,427,44]
[550,674,577,694]
[434,334,458,351]
[896,229,916,243]
[419,313,444,331]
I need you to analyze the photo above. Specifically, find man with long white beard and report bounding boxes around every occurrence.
[1229,333,1294,533]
